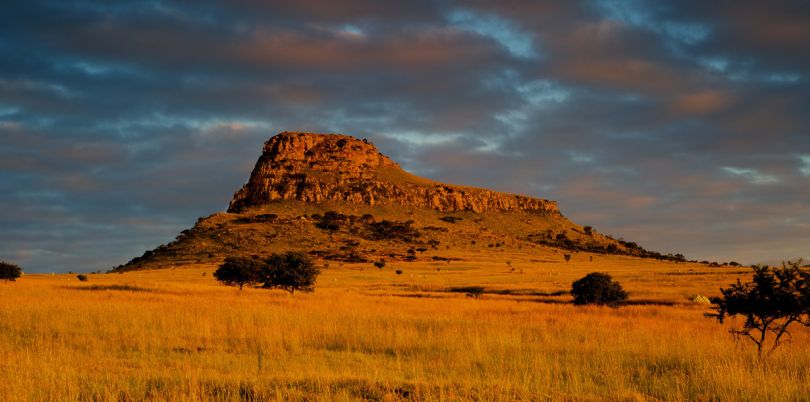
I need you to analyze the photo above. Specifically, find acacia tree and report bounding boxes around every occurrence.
[0,261,22,282]
[707,261,810,357]
[213,256,262,290]
[259,251,321,294]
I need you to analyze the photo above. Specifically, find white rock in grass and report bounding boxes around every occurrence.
[691,295,711,304]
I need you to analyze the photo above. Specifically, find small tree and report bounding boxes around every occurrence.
[707,261,810,357]
[373,260,386,270]
[571,272,628,306]
[0,261,22,282]
[260,252,320,294]
[563,254,572,263]
[214,257,262,290]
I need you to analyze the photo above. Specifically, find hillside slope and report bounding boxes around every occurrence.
[114,132,677,271]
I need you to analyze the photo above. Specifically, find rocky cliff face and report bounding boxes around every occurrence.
[229,132,560,215]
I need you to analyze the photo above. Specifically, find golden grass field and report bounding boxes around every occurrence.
[1,250,808,401]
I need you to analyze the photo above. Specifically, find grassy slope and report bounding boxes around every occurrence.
[2,253,808,401]
[116,200,625,271]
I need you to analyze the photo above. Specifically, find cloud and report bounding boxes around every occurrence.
[447,8,538,59]
[1,0,809,271]
[672,89,733,115]
[721,167,779,185]
[800,155,810,177]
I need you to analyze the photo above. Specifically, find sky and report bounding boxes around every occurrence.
[1,0,809,273]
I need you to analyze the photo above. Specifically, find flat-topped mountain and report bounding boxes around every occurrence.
[114,132,679,272]
[229,132,559,215]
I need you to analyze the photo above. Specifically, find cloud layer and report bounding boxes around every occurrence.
[1,0,808,272]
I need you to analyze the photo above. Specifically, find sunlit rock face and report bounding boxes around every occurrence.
[229,132,560,215]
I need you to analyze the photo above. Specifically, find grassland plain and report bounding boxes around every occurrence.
[1,252,808,401]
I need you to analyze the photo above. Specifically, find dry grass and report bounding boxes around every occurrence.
[1,254,808,401]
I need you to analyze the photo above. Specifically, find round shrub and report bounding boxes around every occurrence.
[261,252,321,294]
[0,261,23,282]
[571,272,628,306]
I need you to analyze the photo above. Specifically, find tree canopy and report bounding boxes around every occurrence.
[213,252,321,294]
[213,256,263,290]
[707,261,810,357]
[571,272,628,306]
[260,252,320,294]
[0,261,23,282]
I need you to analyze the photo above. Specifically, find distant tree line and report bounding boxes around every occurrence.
[310,211,423,243]
[527,230,688,263]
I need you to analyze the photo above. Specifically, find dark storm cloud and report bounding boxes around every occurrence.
[1,0,808,272]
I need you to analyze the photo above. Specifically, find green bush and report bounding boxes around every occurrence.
[368,220,421,242]
[571,272,628,306]
[314,211,346,231]
[213,257,262,290]
[0,261,22,282]
[260,252,321,294]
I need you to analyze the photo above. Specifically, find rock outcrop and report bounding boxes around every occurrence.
[229,132,560,215]
[113,131,682,272]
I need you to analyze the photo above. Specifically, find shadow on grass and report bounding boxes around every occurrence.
[658,270,749,276]
[523,298,681,307]
[393,287,685,307]
[63,284,157,293]
[445,286,569,297]
[82,377,540,402]
[620,299,680,306]
[385,292,453,299]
